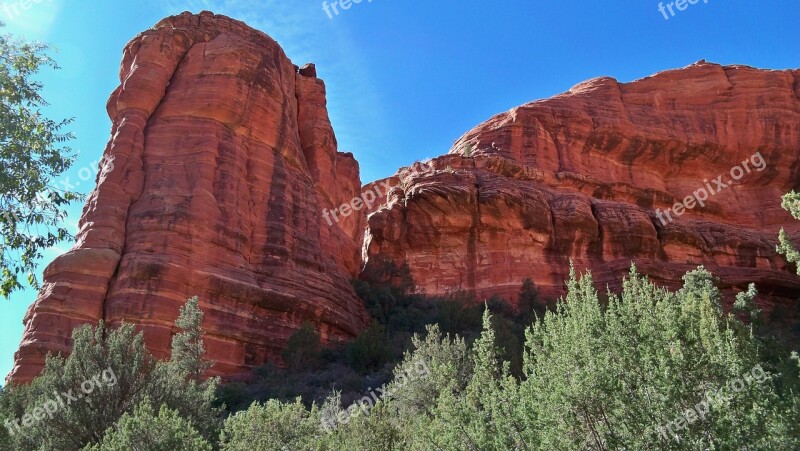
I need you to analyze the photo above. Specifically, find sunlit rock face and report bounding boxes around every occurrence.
[364,62,800,312]
[9,14,800,386]
[8,12,369,384]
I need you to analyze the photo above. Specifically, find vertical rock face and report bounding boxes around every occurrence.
[8,12,368,384]
[365,62,800,309]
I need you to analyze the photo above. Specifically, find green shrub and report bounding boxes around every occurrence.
[514,266,799,449]
[87,401,212,451]
[346,323,393,374]
[318,400,403,451]
[210,263,799,449]
[433,293,483,339]
[778,191,800,274]
[393,266,799,450]
[386,324,471,424]
[1,297,221,450]
[220,399,320,450]
[170,296,213,381]
[282,322,322,371]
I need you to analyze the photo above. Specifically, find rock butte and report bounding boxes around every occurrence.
[8,11,370,384]
[364,61,800,311]
[8,12,800,384]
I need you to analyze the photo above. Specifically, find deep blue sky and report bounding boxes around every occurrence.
[1,0,797,381]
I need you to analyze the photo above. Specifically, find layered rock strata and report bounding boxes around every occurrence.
[10,16,800,385]
[8,12,369,384]
[364,62,800,311]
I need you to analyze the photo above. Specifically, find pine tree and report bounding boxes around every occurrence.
[170,296,212,381]
[778,191,800,274]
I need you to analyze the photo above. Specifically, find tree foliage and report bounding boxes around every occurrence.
[514,266,796,449]
[282,322,322,372]
[0,26,80,297]
[87,401,212,451]
[0,297,221,450]
[171,296,213,381]
[354,266,797,450]
[220,398,321,450]
[778,191,800,274]
[2,269,797,450]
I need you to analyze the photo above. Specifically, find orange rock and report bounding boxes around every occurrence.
[364,61,800,312]
[8,12,369,385]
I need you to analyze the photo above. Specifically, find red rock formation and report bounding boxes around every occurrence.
[364,62,800,310]
[8,12,369,385]
[10,14,800,386]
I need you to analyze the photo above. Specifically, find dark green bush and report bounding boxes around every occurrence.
[283,322,322,371]
[345,323,393,374]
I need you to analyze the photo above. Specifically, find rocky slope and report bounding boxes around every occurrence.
[8,12,369,384]
[364,62,800,309]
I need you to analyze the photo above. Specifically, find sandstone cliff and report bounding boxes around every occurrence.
[8,12,369,384]
[10,13,800,385]
[364,62,800,310]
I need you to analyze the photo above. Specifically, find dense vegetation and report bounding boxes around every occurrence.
[0,297,220,450]
[217,259,543,412]
[2,263,798,450]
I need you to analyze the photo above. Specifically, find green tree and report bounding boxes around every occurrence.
[346,322,393,373]
[514,266,797,450]
[386,324,472,423]
[418,310,523,451]
[0,26,81,297]
[778,191,800,274]
[87,401,212,451]
[2,297,221,450]
[390,266,798,450]
[171,296,212,381]
[317,400,402,451]
[518,277,552,326]
[282,321,321,371]
[220,398,320,450]
[8,322,162,450]
[0,385,29,450]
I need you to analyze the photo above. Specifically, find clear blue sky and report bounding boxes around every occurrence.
[1,0,797,382]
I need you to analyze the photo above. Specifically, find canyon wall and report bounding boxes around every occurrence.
[364,62,800,310]
[9,13,800,384]
[8,12,369,384]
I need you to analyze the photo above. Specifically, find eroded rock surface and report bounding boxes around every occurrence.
[9,12,369,384]
[364,62,800,310]
[10,17,800,386]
